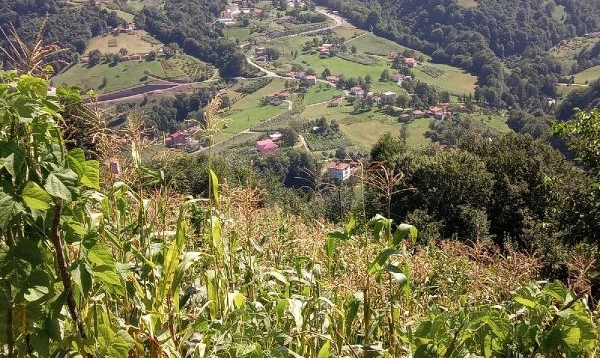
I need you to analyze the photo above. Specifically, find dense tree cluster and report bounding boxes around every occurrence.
[0,0,123,69]
[556,80,600,121]
[137,0,246,76]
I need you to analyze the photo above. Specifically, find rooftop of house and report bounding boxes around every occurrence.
[327,162,350,170]
[383,91,396,96]
[256,139,278,149]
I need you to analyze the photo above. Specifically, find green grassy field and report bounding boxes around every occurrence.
[460,112,510,132]
[216,78,289,141]
[332,25,366,41]
[85,31,162,55]
[296,84,344,106]
[224,28,253,42]
[573,65,600,84]
[267,32,476,95]
[52,61,165,93]
[412,63,477,95]
[101,5,135,22]
[345,33,413,56]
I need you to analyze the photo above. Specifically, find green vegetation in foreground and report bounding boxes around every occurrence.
[52,61,166,93]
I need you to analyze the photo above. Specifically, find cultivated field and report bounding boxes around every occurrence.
[85,31,162,55]
[160,55,214,81]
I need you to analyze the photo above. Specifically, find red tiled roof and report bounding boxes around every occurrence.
[328,162,350,170]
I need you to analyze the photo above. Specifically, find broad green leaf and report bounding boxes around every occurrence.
[67,149,99,189]
[88,243,116,267]
[82,160,100,190]
[344,216,356,234]
[562,326,581,348]
[22,270,51,302]
[0,191,24,229]
[544,281,568,303]
[514,296,537,308]
[326,230,352,241]
[44,173,72,202]
[0,142,25,179]
[93,266,123,288]
[171,252,201,296]
[21,181,52,210]
[317,340,330,358]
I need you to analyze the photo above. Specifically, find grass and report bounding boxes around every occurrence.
[267,32,475,95]
[456,0,479,7]
[101,5,135,22]
[412,63,477,95]
[85,31,163,55]
[573,65,600,84]
[224,28,253,42]
[332,25,365,41]
[216,78,289,141]
[345,33,412,56]
[296,84,344,106]
[52,61,165,93]
[460,112,510,132]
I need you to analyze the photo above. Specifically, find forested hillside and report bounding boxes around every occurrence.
[0,0,124,67]
[137,0,246,76]
[314,0,600,109]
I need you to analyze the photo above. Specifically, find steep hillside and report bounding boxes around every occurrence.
[314,0,600,109]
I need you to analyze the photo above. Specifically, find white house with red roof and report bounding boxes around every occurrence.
[327,161,355,181]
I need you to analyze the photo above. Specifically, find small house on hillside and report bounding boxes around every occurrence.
[256,139,279,154]
[327,161,356,181]
[382,91,397,104]
[403,57,417,67]
[412,109,425,118]
[326,75,340,83]
[304,75,317,85]
[350,86,365,98]
[166,131,191,148]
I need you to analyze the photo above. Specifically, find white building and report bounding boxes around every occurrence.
[327,162,353,181]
